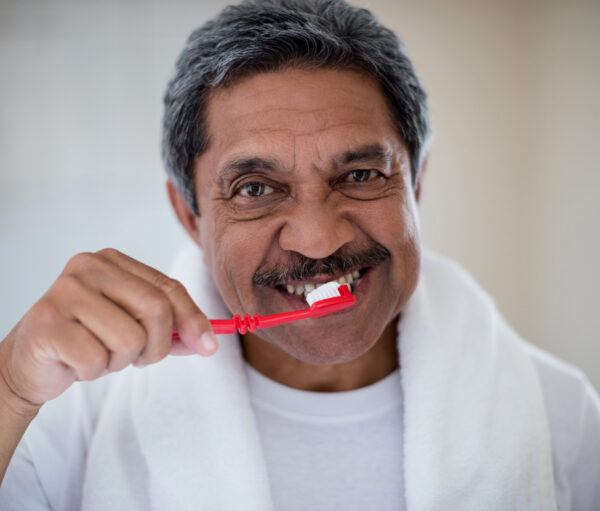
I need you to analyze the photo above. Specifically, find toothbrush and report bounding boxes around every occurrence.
[172,281,355,337]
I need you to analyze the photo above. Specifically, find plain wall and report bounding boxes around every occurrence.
[1,0,599,389]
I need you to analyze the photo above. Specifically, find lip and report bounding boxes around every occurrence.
[281,269,363,287]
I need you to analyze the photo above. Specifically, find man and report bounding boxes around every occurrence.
[0,0,598,509]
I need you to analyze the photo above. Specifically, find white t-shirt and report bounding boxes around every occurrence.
[245,363,405,511]
[1,342,599,510]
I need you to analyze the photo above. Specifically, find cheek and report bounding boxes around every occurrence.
[353,194,421,299]
[393,195,422,306]
[354,193,420,251]
[399,194,422,252]
[200,214,274,313]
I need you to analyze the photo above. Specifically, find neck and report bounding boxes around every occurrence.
[241,318,399,392]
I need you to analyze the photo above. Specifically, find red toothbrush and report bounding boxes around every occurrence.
[172,281,355,337]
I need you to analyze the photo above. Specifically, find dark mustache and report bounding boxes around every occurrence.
[253,244,390,287]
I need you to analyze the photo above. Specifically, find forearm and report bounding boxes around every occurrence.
[0,350,41,485]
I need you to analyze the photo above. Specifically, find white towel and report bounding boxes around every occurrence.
[81,242,557,510]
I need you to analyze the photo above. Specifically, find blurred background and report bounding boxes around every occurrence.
[1,0,599,389]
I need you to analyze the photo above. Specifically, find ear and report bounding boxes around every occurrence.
[166,179,202,248]
[414,154,429,204]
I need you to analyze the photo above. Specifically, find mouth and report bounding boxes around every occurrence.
[274,267,370,304]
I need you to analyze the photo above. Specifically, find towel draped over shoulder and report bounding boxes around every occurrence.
[80,242,557,511]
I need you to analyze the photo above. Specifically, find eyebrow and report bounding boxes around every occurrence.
[218,143,393,186]
[334,143,393,169]
[219,156,281,186]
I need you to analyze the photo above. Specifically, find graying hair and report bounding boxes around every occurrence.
[162,0,432,215]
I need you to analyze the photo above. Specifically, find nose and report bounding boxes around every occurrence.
[278,200,356,259]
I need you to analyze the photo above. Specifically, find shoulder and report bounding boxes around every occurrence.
[523,341,600,437]
[523,342,600,510]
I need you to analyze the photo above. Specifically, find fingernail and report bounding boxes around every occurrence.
[200,331,218,355]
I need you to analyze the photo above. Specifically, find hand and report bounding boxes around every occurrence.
[0,248,217,408]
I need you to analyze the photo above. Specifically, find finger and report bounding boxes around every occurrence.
[62,253,179,358]
[47,319,111,382]
[53,274,161,370]
[64,251,215,357]
[94,249,217,355]
[169,337,196,356]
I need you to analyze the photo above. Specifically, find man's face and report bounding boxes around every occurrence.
[193,68,421,365]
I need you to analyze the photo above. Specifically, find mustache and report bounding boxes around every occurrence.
[253,243,390,287]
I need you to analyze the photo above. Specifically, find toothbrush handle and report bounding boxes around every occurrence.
[210,318,241,335]
[172,309,312,339]
[171,320,240,338]
[254,309,311,329]
[172,293,353,339]
[212,310,310,334]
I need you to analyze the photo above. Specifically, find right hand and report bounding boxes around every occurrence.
[0,248,217,409]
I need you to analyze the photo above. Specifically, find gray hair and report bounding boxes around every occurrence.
[162,0,432,215]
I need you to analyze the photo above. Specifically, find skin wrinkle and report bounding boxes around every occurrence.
[183,68,422,391]
[237,112,369,136]
[218,143,397,195]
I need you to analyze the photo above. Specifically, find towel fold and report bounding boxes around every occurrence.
[81,242,557,510]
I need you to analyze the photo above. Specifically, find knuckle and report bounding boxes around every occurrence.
[154,274,184,296]
[85,347,109,376]
[53,273,84,296]
[140,290,170,318]
[95,247,121,260]
[65,252,98,273]
[122,327,147,353]
[30,298,61,326]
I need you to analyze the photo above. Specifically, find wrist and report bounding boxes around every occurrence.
[0,341,40,486]
[0,375,41,421]
[0,341,42,421]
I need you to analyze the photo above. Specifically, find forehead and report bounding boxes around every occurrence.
[199,68,405,175]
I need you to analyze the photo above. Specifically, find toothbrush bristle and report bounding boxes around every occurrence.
[306,281,344,307]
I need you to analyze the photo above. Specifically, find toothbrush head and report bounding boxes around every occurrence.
[306,281,347,306]
[305,281,355,317]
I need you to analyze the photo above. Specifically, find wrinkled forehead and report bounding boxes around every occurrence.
[198,68,407,180]
[208,68,393,126]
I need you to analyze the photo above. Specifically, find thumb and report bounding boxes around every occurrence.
[170,328,218,357]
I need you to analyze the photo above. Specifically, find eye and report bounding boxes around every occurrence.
[344,169,382,183]
[237,181,274,198]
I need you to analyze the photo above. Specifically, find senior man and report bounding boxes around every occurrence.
[1,0,599,509]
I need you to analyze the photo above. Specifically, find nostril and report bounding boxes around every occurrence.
[278,217,355,259]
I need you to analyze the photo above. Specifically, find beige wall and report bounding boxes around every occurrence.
[529,1,600,382]
[376,0,600,387]
[1,0,598,388]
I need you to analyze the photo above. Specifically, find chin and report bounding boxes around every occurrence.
[263,320,385,366]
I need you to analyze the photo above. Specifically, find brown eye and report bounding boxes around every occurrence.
[345,169,380,183]
[238,182,274,197]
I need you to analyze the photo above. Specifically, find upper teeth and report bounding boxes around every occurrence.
[284,270,360,298]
